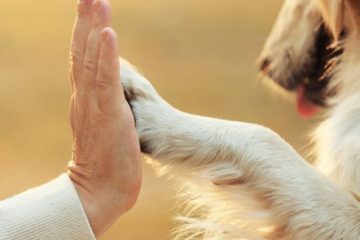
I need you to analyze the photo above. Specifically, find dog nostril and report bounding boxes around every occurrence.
[260,58,271,72]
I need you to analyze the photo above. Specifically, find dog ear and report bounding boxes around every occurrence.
[318,0,345,39]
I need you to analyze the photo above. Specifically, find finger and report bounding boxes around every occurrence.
[96,28,123,110]
[81,0,111,90]
[70,0,94,90]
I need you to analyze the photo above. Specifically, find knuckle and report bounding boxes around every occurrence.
[96,78,112,91]
[96,72,117,90]
[69,70,76,86]
[69,51,84,77]
[70,49,83,64]
[83,58,98,72]
[69,65,81,83]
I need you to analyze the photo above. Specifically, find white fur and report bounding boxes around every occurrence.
[314,27,360,195]
[119,0,360,238]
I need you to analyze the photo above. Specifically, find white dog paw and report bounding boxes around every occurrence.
[120,58,171,153]
[120,58,157,103]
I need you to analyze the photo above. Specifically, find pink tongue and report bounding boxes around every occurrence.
[296,86,318,118]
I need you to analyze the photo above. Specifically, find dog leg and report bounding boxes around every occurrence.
[120,59,360,240]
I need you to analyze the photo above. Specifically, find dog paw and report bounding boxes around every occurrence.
[119,58,175,154]
[120,58,157,103]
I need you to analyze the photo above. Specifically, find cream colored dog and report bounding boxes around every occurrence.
[120,0,360,239]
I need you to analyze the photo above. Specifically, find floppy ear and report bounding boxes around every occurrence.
[318,0,345,39]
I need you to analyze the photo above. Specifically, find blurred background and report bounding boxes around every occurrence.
[0,0,317,239]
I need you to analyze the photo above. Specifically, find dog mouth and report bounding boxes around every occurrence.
[260,24,345,118]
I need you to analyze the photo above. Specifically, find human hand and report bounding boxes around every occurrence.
[67,0,142,237]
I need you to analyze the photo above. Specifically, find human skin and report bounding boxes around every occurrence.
[67,0,142,237]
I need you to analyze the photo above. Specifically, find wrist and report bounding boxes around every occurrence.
[70,175,137,237]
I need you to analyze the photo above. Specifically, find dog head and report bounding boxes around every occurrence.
[259,0,360,118]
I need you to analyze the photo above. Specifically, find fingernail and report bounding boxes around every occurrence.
[101,28,110,42]
[101,30,107,41]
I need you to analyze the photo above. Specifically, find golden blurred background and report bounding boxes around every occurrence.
[0,0,316,239]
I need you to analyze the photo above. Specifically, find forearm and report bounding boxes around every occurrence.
[139,105,360,236]
[0,174,95,240]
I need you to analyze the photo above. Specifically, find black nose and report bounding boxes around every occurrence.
[260,58,271,72]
